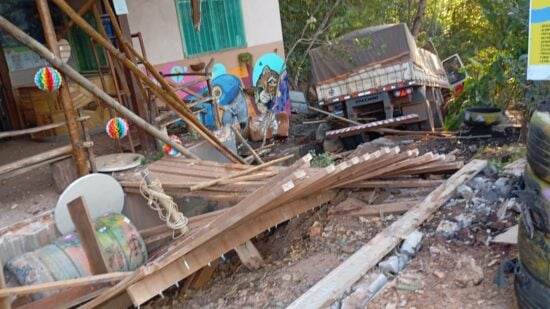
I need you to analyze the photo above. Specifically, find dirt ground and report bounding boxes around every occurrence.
[143,131,523,309]
[0,134,121,228]
[0,117,523,308]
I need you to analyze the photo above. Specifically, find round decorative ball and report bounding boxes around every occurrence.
[34,66,62,92]
[163,135,182,157]
[105,117,129,139]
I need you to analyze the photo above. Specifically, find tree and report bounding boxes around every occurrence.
[411,0,426,37]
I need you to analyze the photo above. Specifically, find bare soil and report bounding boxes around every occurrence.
[0,118,522,309]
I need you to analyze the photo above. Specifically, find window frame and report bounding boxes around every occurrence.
[175,0,247,57]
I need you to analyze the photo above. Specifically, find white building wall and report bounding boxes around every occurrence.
[126,0,184,65]
[241,0,284,47]
[126,0,284,66]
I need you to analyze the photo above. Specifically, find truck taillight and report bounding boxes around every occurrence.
[393,88,413,97]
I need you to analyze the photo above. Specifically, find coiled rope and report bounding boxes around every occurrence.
[140,170,189,238]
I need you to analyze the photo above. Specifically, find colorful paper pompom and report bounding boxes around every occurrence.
[105,117,129,139]
[34,66,62,92]
[163,135,182,157]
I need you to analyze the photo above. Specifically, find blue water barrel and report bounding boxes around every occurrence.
[6,213,147,300]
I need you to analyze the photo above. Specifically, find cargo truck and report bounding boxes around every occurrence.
[309,23,450,132]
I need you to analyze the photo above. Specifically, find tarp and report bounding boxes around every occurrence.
[309,23,421,84]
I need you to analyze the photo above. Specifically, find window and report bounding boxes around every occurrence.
[68,12,108,73]
[175,0,246,57]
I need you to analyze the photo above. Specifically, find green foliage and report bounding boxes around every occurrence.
[309,151,333,168]
[443,0,550,130]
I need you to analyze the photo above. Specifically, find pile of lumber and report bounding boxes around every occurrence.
[117,157,286,202]
[80,146,465,307]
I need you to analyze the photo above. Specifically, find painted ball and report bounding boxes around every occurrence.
[105,117,129,139]
[34,66,63,92]
[163,135,182,157]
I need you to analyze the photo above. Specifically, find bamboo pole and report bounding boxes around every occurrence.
[231,126,263,164]
[91,4,136,153]
[189,154,293,191]
[36,0,89,177]
[60,0,97,36]
[0,145,72,176]
[51,0,244,164]
[0,15,199,160]
[0,116,89,139]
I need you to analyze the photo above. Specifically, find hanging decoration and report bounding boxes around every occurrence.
[105,117,129,139]
[34,66,62,92]
[163,135,183,157]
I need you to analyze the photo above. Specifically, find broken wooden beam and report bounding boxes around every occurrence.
[325,114,420,138]
[234,240,264,270]
[288,159,487,308]
[67,197,109,275]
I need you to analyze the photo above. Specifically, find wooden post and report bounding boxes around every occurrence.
[77,109,97,172]
[0,257,10,309]
[0,16,199,159]
[36,0,89,177]
[67,196,109,275]
[234,240,264,270]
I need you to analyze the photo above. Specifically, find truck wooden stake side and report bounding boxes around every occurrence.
[309,23,450,134]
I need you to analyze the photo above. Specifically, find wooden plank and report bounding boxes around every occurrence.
[234,240,264,270]
[190,259,219,289]
[125,190,338,306]
[189,154,294,191]
[0,272,130,297]
[17,284,107,309]
[340,179,445,189]
[67,197,109,274]
[81,155,314,308]
[0,257,10,309]
[330,201,419,217]
[288,159,487,308]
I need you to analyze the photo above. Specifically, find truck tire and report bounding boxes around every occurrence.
[517,219,550,287]
[523,166,550,233]
[515,262,550,309]
[527,109,550,182]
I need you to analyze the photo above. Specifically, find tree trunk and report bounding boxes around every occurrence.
[411,0,427,37]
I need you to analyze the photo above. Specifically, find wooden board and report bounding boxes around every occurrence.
[288,160,487,308]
